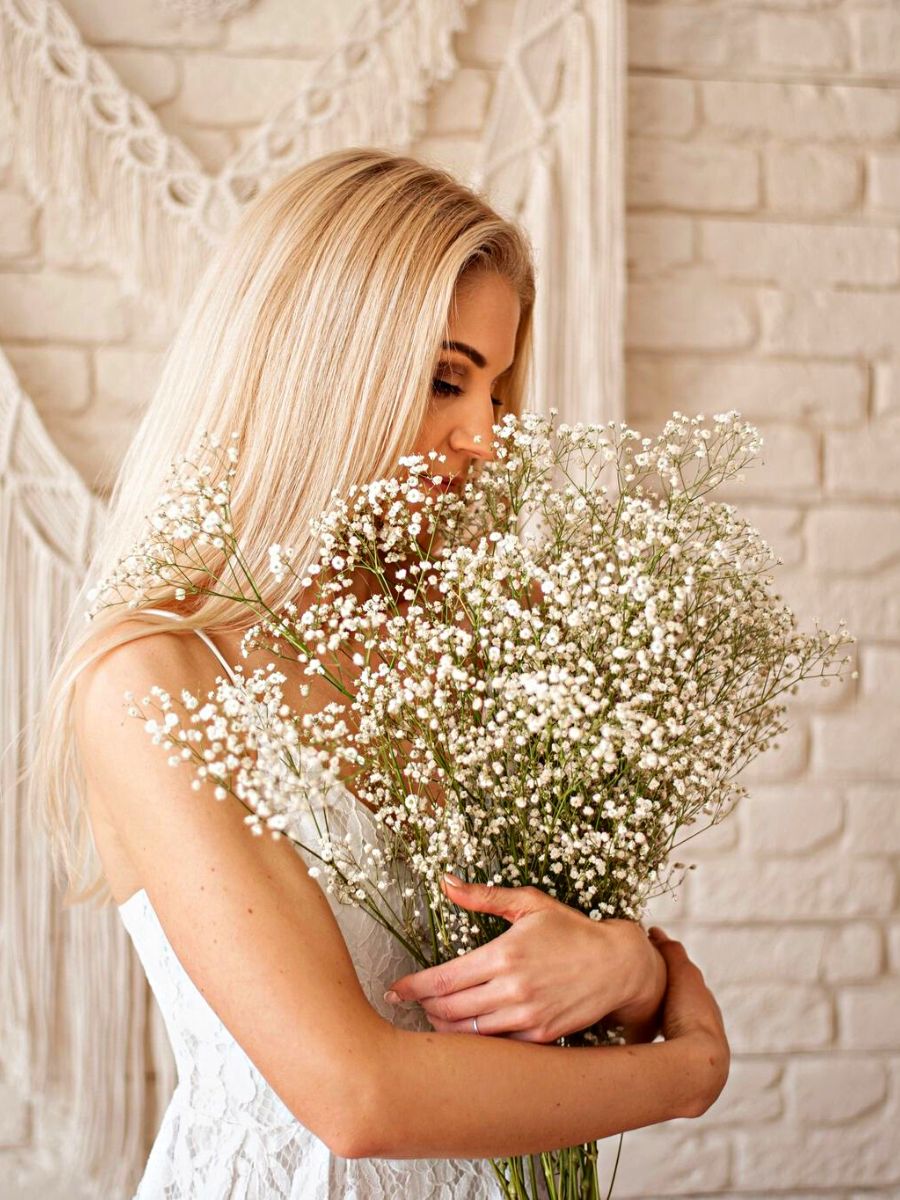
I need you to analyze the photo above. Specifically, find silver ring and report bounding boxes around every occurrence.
[472,1015,481,1035]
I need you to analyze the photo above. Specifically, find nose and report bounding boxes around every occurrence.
[446,404,498,468]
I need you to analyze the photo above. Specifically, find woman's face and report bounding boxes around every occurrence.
[410,268,521,495]
[358,269,520,599]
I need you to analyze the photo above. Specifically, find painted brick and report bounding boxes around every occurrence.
[3,347,90,415]
[756,13,849,73]
[426,69,492,135]
[775,568,900,641]
[599,1126,731,1196]
[690,858,894,921]
[731,503,805,569]
[807,507,900,575]
[868,150,900,213]
[699,219,900,287]
[761,289,900,358]
[94,347,166,415]
[812,706,900,780]
[627,5,753,71]
[845,784,900,854]
[626,357,867,429]
[700,1058,782,1126]
[888,921,900,973]
[452,0,517,68]
[671,809,740,861]
[628,138,759,212]
[628,77,696,139]
[626,281,756,351]
[625,215,694,276]
[740,784,843,856]
[825,427,900,499]
[851,10,900,77]
[713,425,821,502]
[787,1056,888,1128]
[39,406,137,498]
[821,922,884,983]
[642,874,692,925]
[873,362,900,419]
[722,715,810,785]
[838,982,900,1050]
[102,49,179,108]
[161,56,316,126]
[733,1109,900,1190]
[858,646,900,700]
[786,1055,888,1127]
[60,0,221,47]
[0,273,126,342]
[680,923,826,984]
[717,982,833,1053]
[764,144,861,215]
[702,81,900,142]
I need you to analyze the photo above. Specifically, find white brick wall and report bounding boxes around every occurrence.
[620,1,899,1195]
[0,0,895,1195]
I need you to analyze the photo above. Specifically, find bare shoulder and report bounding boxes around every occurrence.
[72,620,216,831]
[71,620,388,1155]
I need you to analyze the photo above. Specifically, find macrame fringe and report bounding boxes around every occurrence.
[0,1,483,1195]
[0,0,479,315]
[473,0,625,426]
[0,350,175,1199]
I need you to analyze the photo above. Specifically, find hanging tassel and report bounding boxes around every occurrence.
[0,348,172,1198]
[0,2,481,1195]
[470,0,625,426]
[0,0,480,317]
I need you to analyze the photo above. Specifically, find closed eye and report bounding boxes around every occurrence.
[432,378,503,407]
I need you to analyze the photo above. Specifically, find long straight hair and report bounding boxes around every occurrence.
[27,146,536,907]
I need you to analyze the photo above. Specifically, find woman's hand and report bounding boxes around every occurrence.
[648,926,731,1113]
[382,875,667,1044]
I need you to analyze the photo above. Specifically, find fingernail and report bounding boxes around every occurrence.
[384,989,401,1004]
[649,926,668,941]
[442,873,465,887]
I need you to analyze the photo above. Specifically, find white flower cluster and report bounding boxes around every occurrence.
[113,409,855,1036]
[85,430,241,619]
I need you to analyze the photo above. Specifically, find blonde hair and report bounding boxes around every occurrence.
[26,146,536,908]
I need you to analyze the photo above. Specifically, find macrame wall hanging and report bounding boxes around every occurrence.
[156,0,258,18]
[0,0,624,1195]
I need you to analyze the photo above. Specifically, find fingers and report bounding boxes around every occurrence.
[441,874,545,922]
[425,1002,538,1039]
[384,939,504,1004]
[649,927,689,963]
[419,978,513,1025]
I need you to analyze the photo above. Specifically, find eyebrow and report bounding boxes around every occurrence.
[441,340,513,374]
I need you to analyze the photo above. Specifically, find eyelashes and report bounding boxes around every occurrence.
[432,377,503,408]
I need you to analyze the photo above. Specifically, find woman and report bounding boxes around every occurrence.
[38,148,729,1197]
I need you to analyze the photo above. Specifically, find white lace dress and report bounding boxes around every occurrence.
[118,618,503,1198]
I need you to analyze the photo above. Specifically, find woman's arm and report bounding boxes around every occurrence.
[385,878,669,1045]
[75,629,722,1162]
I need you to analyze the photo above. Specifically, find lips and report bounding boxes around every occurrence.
[422,475,459,493]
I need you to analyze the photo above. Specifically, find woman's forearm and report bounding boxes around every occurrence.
[608,940,668,1045]
[357,1024,710,1160]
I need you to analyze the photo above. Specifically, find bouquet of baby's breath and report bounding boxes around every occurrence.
[89,410,854,1200]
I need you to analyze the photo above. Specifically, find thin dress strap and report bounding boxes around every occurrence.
[141,608,240,685]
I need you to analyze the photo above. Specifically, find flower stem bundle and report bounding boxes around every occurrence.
[92,409,855,1198]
